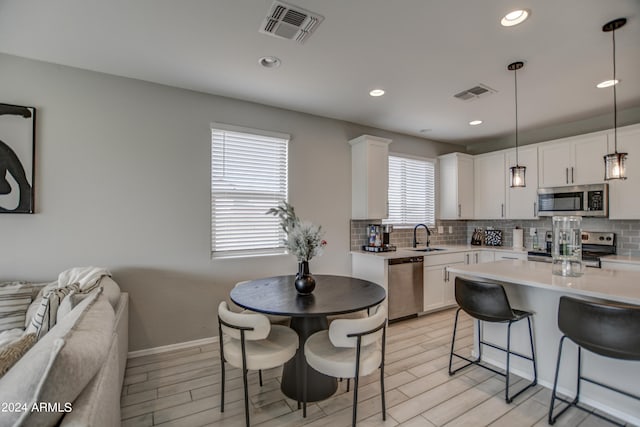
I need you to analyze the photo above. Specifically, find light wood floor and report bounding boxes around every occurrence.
[121,308,626,426]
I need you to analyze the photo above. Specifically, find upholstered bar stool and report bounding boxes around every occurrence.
[548,296,640,426]
[449,277,537,403]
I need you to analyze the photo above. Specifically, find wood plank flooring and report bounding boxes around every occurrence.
[121,308,626,426]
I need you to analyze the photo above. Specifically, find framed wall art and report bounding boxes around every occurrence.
[0,103,36,214]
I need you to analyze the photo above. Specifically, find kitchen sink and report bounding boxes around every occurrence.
[412,247,446,252]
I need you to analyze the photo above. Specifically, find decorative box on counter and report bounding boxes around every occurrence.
[485,229,503,246]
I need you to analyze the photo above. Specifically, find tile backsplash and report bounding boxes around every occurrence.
[466,218,640,255]
[351,218,640,255]
[350,220,468,251]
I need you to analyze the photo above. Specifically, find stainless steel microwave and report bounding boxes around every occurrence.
[537,184,608,217]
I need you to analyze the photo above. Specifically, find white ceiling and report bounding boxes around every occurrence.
[0,0,639,146]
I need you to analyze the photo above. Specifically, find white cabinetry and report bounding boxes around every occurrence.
[474,152,506,219]
[423,252,469,312]
[538,133,608,187]
[506,146,539,219]
[473,250,495,264]
[608,124,640,219]
[494,250,527,260]
[438,153,474,219]
[349,135,392,219]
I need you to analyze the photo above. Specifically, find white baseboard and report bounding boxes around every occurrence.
[128,336,219,359]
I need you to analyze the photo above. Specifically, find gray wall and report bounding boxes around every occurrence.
[0,53,461,351]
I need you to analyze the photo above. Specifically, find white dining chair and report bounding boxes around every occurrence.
[217,301,299,427]
[233,281,290,326]
[303,305,387,426]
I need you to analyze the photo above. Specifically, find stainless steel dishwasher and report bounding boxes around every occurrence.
[388,256,423,321]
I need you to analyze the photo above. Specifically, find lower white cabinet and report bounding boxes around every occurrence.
[494,250,527,261]
[473,250,495,264]
[423,252,469,312]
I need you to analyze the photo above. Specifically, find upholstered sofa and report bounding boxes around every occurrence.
[0,275,128,427]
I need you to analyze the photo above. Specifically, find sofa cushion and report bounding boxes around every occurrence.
[0,333,36,377]
[0,289,115,427]
[0,282,34,332]
[26,283,80,340]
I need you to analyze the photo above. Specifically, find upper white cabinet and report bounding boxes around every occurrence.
[608,124,640,219]
[474,151,506,219]
[438,153,474,219]
[506,145,539,219]
[538,133,608,187]
[349,135,392,219]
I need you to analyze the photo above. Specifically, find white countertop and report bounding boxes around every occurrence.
[351,244,527,259]
[447,260,640,305]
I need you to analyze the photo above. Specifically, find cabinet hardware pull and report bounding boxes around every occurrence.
[566,168,569,184]
[571,167,574,183]
[446,268,450,282]
[501,203,504,217]
[475,253,478,263]
[534,202,537,217]
[503,256,518,260]
[458,204,461,217]
[466,254,469,264]
[442,267,447,281]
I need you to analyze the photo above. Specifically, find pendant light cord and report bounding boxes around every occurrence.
[514,66,519,166]
[612,27,618,154]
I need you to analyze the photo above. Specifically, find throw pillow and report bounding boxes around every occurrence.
[0,333,36,377]
[0,282,34,332]
[26,283,80,340]
[23,282,58,329]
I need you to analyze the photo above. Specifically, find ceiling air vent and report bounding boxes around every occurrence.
[260,1,324,44]
[454,84,497,101]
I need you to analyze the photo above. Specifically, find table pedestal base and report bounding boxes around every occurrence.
[281,315,338,402]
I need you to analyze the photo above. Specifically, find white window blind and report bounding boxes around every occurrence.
[211,123,289,257]
[386,154,435,226]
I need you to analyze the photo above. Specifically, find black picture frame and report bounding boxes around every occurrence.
[0,103,36,214]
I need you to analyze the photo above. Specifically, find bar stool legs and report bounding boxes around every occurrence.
[548,335,640,426]
[548,296,640,426]
[449,308,538,403]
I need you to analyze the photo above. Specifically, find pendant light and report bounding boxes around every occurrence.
[508,61,526,187]
[603,18,628,180]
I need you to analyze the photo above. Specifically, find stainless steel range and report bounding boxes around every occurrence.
[527,231,616,268]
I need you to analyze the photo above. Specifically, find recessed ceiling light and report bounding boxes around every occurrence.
[419,128,432,133]
[258,56,281,68]
[469,120,483,126]
[369,89,385,97]
[597,79,620,88]
[501,9,530,27]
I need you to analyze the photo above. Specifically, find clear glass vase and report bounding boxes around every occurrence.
[552,216,583,277]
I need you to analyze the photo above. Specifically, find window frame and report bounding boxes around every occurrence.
[210,122,290,259]
[385,152,436,228]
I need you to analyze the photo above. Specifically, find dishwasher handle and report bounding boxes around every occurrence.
[389,257,424,265]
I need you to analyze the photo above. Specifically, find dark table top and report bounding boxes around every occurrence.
[230,274,386,317]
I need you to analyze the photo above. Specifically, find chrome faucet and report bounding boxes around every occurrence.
[413,224,431,248]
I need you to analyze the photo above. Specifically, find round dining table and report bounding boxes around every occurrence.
[230,274,386,402]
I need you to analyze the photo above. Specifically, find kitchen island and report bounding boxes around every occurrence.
[447,260,640,425]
